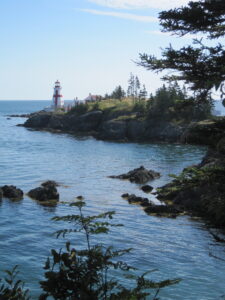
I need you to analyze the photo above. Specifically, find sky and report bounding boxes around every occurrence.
[0,0,193,100]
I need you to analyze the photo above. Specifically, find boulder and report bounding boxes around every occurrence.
[2,185,23,199]
[144,205,181,217]
[121,193,152,207]
[121,193,129,198]
[41,180,59,188]
[24,113,51,128]
[28,182,59,201]
[110,166,160,184]
[141,185,153,193]
[0,188,3,199]
[121,193,180,217]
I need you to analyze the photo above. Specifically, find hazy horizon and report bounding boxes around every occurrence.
[0,0,192,100]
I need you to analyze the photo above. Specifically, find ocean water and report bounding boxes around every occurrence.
[0,100,225,299]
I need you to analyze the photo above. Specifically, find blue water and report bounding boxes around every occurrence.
[0,101,225,299]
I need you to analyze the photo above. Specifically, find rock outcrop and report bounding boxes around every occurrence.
[121,193,181,218]
[181,118,225,146]
[1,185,23,199]
[22,109,191,143]
[141,185,154,193]
[109,166,160,184]
[21,107,225,145]
[24,113,52,128]
[156,138,225,227]
[28,181,59,201]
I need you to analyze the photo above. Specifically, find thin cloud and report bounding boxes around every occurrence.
[88,0,190,10]
[82,9,158,22]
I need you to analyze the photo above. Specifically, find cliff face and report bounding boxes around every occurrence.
[23,110,186,143]
[23,109,225,145]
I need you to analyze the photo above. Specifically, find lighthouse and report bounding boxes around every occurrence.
[52,80,64,109]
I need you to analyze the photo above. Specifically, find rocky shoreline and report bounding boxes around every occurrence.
[19,110,225,146]
[20,110,186,143]
[15,111,225,228]
[156,146,225,228]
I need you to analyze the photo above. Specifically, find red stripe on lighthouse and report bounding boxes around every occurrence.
[54,90,62,107]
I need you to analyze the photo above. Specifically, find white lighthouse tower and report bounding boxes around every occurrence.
[52,80,64,109]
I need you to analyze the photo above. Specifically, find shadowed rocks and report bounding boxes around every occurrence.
[144,205,181,218]
[141,185,154,193]
[122,193,153,207]
[109,166,160,184]
[28,181,59,201]
[1,185,23,199]
[121,193,181,218]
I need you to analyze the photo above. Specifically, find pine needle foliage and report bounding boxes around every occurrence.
[0,266,30,300]
[138,0,225,105]
[39,201,180,300]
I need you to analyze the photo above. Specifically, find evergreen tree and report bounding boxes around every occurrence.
[138,0,225,107]
[139,84,148,100]
[111,86,125,99]
[127,73,135,98]
[135,76,141,98]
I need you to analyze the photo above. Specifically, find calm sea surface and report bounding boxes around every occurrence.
[0,101,225,299]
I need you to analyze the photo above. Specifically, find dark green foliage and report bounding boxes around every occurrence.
[133,101,147,114]
[139,85,148,100]
[147,82,206,121]
[0,266,30,300]
[158,164,225,227]
[138,0,225,106]
[40,201,180,300]
[92,102,100,111]
[111,86,126,100]
[139,41,224,104]
[159,0,225,39]
[127,73,135,98]
[69,103,88,115]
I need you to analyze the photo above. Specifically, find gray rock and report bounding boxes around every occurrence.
[141,185,153,193]
[24,113,51,128]
[2,185,23,199]
[41,180,59,188]
[127,120,146,140]
[99,120,127,140]
[48,115,64,130]
[28,182,59,201]
[144,205,180,217]
[110,166,160,184]
[78,110,103,131]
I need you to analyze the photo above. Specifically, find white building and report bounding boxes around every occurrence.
[52,80,64,109]
[84,93,100,102]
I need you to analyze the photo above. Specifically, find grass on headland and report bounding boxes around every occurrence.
[68,97,147,117]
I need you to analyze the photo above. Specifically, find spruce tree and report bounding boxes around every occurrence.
[138,0,225,106]
[127,73,135,98]
[139,84,148,100]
